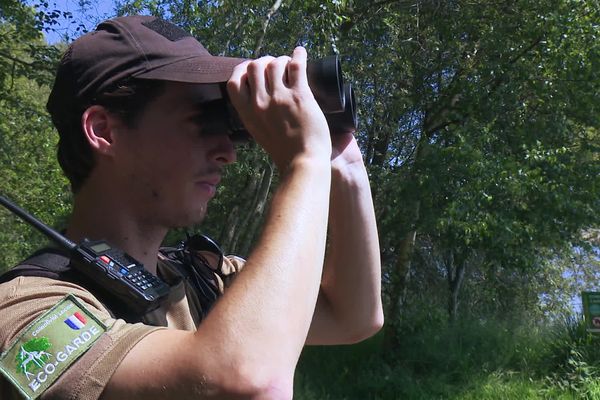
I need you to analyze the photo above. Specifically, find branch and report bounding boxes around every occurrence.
[486,35,543,94]
[343,0,442,33]
[355,0,421,16]
[10,61,15,91]
[423,35,543,137]
[253,0,284,57]
[0,51,34,67]
[221,18,245,56]
[0,50,56,74]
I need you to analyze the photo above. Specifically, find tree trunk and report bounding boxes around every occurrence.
[219,172,260,251]
[446,250,467,323]
[370,129,392,168]
[383,202,420,349]
[382,129,429,349]
[238,162,274,256]
[253,0,284,56]
[228,161,274,256]
[218,1,283,254]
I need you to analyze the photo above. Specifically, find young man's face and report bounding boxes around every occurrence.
[110,81,237,228]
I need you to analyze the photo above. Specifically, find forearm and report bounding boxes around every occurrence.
[102,164,332,400]
[196,158,331,385]
[103,49,336,400]
[308,162,383,344]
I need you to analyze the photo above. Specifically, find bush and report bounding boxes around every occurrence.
[295,315,600,399]
[540,314,600,399]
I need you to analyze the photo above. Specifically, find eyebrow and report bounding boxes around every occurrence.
[186,84,224,105]
[165,94,210,114]
[189,97,213,108]
[162,84,224,113]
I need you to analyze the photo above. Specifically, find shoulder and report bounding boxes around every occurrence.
[0,276,161,400]
[0,275,110,339]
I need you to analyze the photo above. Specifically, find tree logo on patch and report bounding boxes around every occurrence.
[15,337,52,381]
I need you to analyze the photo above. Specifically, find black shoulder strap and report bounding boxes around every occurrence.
[0,248,142,323]
[2,247,226,324]
[0,248,71,284]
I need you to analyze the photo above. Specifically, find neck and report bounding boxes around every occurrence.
[65,184,167,275]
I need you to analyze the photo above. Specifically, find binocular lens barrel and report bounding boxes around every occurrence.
[325,84,357,136]
[203,55,357,142]
[307,56,345,114]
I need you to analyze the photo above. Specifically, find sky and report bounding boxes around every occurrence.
[32,0,117,44]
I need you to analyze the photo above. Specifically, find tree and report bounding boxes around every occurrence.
[0,2,68,271]
[324,0,599,338]
[107,1,600,332]
[2,1,598,340]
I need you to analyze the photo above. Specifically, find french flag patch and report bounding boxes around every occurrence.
[64,312,87,330]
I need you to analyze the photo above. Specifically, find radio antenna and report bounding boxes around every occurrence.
[0,194,77,251]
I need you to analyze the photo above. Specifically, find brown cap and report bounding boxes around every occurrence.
[47,15,246,114]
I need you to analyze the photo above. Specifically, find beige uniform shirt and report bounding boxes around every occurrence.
[0,254,244,400]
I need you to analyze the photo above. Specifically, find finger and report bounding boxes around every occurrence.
[287,47,308,89]
[227,60,251,106]
[265,55,291,94]
[246,56,275,103]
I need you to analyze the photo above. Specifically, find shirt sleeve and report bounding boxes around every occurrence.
[0,276,164,400]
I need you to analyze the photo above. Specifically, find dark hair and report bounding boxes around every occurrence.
[50,79,165,193]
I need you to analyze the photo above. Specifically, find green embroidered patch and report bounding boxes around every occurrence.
[0,294,107,399]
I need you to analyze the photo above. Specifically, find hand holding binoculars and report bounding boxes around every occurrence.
[202,55,357,142]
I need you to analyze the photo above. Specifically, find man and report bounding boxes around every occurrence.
[0,15,383,399]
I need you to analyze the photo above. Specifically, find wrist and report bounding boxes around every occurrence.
[283,153,332,176]
[331,160,369,186]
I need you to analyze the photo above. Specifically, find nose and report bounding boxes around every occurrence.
[207,133,237,165]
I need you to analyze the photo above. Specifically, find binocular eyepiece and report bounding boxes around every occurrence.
[202,55,357,142]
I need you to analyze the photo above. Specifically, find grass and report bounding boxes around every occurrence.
[294,316,600,399]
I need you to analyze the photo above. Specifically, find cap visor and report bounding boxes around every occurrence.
[134,55,247,83]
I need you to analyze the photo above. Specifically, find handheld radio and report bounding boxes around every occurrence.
[0,194,170,315]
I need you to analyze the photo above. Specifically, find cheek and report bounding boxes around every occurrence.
[138,142,203,200]
[115,121,207,199]
[124,124,194,172]
[121,146,210,226]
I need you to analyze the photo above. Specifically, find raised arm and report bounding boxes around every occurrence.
[101,48,333,399]
[306,133,384,345]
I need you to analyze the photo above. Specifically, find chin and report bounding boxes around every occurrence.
[161,202,206,229]
[171,216,206,229]
[191,211,208,225]
[184,206,208,227]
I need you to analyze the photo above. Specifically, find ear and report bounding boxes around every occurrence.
[81,105,120,156]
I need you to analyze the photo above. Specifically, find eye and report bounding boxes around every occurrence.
[229,131,252,146]
[189,100,249,144]
[188,110,204,126]
[197,109,230,137]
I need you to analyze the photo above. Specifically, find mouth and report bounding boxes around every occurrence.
[197,175,221,186]
[195,175,221,197]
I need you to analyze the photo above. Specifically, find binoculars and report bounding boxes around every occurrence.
[202,55,357,142]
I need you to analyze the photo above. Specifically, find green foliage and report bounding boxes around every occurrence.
[0,0,599,396]
[0,2,62,90]
[97,1,600,287]
[297,315,600,399]
[0,5,68,272]
[0,71,71,272]
[540,315,600,398]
